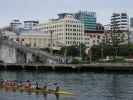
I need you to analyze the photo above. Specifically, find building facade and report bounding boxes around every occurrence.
[130,17,133,28]
[96,23,104,32]
[74,11,96,32]
[129,20,133,43]
[104,24,111,31]
[84,31,105,47]
[13,31,51,49]
[10,19,23,32]
[111,13,129,32]
[24,20,39,30]
[84,23,104,48]
[33,14,85,47]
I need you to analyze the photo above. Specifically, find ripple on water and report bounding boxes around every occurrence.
[0,71,133,100]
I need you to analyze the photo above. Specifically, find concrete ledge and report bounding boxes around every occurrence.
[0,63,133,72]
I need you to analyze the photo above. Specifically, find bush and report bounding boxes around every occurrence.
[71,59,80,64]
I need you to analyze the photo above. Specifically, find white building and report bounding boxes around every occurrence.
[24,20,39,30]
[33,14,85,47]
[10,19,23,32]
[111,13,129,32]
[104,24,111,31]
[129,27,133,43]
[13,31,51,49]
[129,18,133,43]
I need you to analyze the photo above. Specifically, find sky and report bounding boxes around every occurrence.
[0,0,133,27]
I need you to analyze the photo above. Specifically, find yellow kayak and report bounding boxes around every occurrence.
[23,88,77,96]
[0,85,78,96]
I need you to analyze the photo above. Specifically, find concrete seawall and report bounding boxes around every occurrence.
[0,63,133,72]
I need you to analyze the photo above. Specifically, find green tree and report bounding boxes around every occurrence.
[59,43,86,59]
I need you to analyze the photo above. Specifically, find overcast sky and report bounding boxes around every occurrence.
[0,0,133,27]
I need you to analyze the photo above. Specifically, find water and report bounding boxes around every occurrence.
[0,71,133,100]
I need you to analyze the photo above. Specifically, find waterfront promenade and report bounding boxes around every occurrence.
[0,63,133,72]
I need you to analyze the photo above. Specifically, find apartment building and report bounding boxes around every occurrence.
[111,13,129,32]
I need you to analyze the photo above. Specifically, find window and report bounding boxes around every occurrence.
[73,25,76,27]
[73,29,76,31]
[97,35,101,39]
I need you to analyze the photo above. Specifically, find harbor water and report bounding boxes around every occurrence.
[0,71,133,100]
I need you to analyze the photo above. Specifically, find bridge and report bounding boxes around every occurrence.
[0,32,65,64]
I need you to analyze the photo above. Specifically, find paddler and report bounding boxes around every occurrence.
[43,85,48,91]
[26,80,32,89]
[55,86,60,93]
[36,82,39,89]
[55,86,60,100]
[0,80,4,85]
[17,81,23,88]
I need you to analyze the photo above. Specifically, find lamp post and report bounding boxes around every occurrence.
[79,43,82,58]
[49,30,53,55]
[64,45,67,64]
[101,42,104,59]
[89,48,92,63]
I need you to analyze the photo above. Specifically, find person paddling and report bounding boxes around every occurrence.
[55,86,60,100]
[55,86,60,93]
[36,82,39,89]
[43,85,48,91]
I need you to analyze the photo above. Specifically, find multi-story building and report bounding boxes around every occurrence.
[111,13,129,32]
[104,24,111,32]
[10,19,22,32]
[84,32,105,47]
[130,17,133,28]
[73,11,105,48]
[96,23,104,32]
[110,13,129,45]
[33,14,85,47]
[74,11,96,32]
[129,18,133,43]
[84,23,105,48]
[24,20,39,30]
[32,12,104,49]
